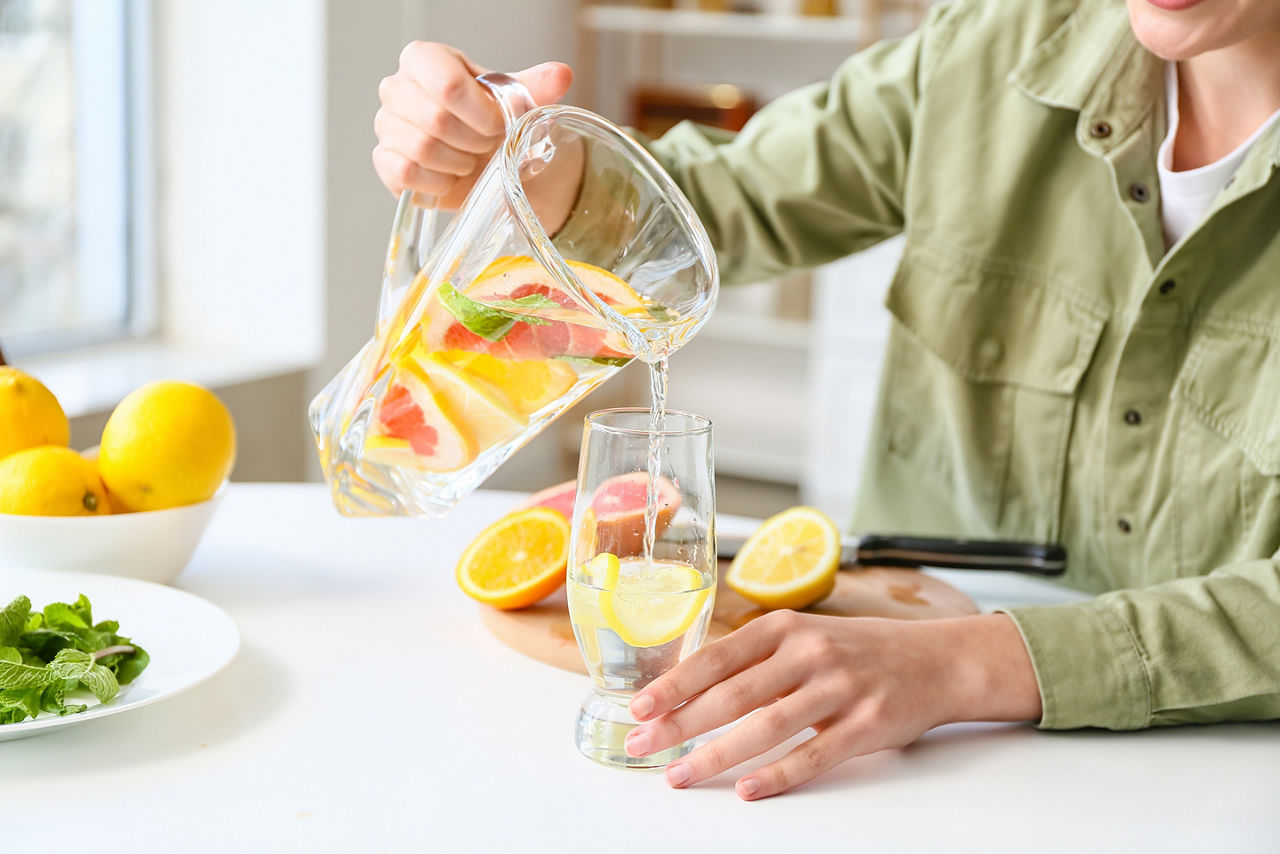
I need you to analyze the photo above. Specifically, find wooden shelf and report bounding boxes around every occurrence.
[579,5,865,44]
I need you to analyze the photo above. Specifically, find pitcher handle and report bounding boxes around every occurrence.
[375,73,538,329]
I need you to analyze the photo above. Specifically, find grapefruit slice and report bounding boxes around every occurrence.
[406,349,527,449]
[422,256,644,362]
[364,366,476,472]
[521,473,682,557]
[441,351,577,416]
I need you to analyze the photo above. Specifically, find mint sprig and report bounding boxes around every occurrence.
[0,595,149,725]
[436,283,554,342]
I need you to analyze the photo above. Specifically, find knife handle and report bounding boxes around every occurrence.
[855,534,1067,576]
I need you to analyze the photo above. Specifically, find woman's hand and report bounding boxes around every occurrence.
[373,42,573,208]
[624,610,1042,800]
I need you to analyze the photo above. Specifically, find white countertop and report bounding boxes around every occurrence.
[5,484,1278,852]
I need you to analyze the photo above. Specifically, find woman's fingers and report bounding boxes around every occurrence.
[631,610,798,722]
[371,145,456,198]
[626,652,804,759]
[374,109,481,177]
[736,716,866,800]
[658,688,837,789]
[398,41,505,137]
[377,74,499,155]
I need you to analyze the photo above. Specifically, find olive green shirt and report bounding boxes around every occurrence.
[641,0,1280,729]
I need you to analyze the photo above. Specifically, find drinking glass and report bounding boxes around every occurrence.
[566,408,716,768]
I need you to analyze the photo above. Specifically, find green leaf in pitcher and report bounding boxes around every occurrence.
[437,283,552,342]
[556,355,633,368]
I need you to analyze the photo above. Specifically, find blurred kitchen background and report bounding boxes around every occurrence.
[0,0,934,523]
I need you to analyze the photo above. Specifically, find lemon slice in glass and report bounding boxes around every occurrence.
[594,553,711,649]
[725,506,841,611]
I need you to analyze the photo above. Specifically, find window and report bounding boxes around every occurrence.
[0,0,143,359]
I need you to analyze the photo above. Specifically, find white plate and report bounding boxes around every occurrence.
[0,567,239,742]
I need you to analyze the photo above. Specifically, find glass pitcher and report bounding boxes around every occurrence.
[309,74,719,517]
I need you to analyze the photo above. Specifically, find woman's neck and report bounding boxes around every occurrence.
[1174,30,1280,171]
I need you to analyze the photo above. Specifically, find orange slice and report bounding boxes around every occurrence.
[441,351,577,415]
[456,507,571,609]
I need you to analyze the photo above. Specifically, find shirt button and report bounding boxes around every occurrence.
[978,337,1003,364]
[1159,279,1176,295]
[1089,121,1112,139]
[1117,518,1132,534]
[1130,183,1150,203]
[1124,409,1142,425]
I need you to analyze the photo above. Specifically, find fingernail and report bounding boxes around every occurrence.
[665,763,691,787]
[737,778,760,799]
[625,730,651,756]
[631,694,654,719]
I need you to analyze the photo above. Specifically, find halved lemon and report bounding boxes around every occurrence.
[592,553,711,649]
[441,351,577,416]
[725,506,841,611]
[456,507,571,610]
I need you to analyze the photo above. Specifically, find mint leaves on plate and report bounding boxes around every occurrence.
[0,594,150,725]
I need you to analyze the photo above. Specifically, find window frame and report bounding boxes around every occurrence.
[0,0,153,359]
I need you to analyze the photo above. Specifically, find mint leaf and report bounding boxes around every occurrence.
[114,646,149,685]
[487,293,562,313]
[0,596,31,647]
[0,658,58,691]
[556,355,633,368]
[80,664,119,703]
[0,595,148,725]
[437,282,551,341]
[43,602,89,631]
[46,648,94,681]
[646,303,676,322]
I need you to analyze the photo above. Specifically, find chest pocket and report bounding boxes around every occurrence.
[1172,326,1280,570]
[881,242,1106,540]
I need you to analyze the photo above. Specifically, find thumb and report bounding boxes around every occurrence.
[512,61,574,106]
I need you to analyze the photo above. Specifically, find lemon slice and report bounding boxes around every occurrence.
[594,554,711,649]
[440,351,577,415]
[406,349,527,447]
[725,506,841,611]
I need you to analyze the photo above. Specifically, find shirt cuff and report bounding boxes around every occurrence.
[998,601,1153,730]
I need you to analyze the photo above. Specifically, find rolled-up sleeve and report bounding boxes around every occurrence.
[1001,558,1280,729]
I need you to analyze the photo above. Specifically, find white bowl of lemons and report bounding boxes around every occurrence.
[0,369,236,585]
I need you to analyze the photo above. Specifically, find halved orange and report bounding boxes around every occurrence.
[456,507,571,609]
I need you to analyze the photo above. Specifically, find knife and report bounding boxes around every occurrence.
[716,532,1067,576]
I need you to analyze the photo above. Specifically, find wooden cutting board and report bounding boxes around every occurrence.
[479,561,979,674]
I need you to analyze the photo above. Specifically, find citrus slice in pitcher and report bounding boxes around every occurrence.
[423,256,645,362]
[407,349,527,448]
[442,351,577,415]
[364,366,476,472]
[595,553,711,649]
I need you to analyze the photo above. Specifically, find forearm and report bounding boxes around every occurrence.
[926,613,1043,725]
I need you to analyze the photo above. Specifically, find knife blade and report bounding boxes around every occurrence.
[716,531,1067,576]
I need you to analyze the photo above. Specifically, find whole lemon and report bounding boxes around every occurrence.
[98,381,236,511]
[0,446,110,516]
[0,367,70,460]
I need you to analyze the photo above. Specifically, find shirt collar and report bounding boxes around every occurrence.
[1008,0,1163,153]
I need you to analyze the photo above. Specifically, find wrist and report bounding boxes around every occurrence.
[928,613,1043,725]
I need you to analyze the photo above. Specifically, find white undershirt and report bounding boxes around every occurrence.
[1157,62,1280,248]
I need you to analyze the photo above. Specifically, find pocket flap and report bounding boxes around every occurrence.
[885,244,1106,394]
[1175,329,1280,475]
